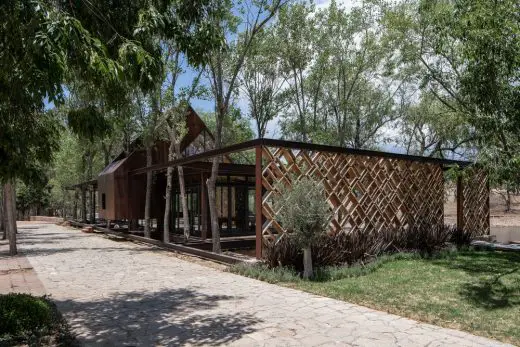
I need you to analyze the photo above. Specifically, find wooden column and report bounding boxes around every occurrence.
[81,187,87,222]
[201,172,208,240]
[456,175,464,232]
[73,189,78,221]
[255,145,263,259]
[227,176,232,231]
[90,187,96,224]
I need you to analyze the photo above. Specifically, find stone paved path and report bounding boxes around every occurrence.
[0,252,46,295]
[7,224,511,347]
[0,225,46,295]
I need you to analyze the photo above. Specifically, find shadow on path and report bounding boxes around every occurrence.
[55,288,260,346]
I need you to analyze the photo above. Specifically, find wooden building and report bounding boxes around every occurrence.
[76,108,490,259]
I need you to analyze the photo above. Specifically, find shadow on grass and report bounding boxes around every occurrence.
[432,250,520,275]
[431,250,520,309]
[55,288,260,346]
[459,267,519,309]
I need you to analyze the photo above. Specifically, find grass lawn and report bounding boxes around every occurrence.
[232,250,520,345]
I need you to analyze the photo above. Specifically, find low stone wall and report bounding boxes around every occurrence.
[29,216,64,223]
[492,226,520,244]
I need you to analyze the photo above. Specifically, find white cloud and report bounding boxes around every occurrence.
[316,0,361,11]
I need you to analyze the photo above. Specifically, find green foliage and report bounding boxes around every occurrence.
[382,0,520,185]
[200,107,254,146]
[240,26,286,137]
[398,92,474,157]
[272,177,331,249]
[0,0,225,185]
[264,224,459,270]
[0,111,61,183]
[67,106,112,141]
[274,1,400,148]
[230,252,423,283]
[230,262,299,284]
[0,293,76,346]
[16,177,51,217]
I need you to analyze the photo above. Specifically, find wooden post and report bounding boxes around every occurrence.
[255,145,263,259]
[456,175,464,232]
[200,172,208,240]
[90,186,96,224]
[81,187,87,223]
[486,176,490,235]
[227,175,232,232]
[73,189,78,221]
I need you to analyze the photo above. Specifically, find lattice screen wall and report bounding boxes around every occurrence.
[461,169,490,235]
[260,146,445,244]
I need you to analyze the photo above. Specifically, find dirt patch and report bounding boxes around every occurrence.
[445,191,520,227]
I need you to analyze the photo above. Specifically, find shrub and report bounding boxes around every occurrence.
[265,224,461,270]
[272,177,332,279]
[231,252,424,283]
[0,293,76,346]
[264,234,302,269]
[230,262,299,283]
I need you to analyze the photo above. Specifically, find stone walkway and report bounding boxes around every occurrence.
[0,226,46,295]
[3,224,511,347]
[0,252,46,295]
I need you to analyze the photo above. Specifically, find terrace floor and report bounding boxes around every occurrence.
[0,223,510,346]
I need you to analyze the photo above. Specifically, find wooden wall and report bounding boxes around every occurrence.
[260,146,445,244]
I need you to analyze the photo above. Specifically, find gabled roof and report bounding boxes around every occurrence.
[110,106,214,164]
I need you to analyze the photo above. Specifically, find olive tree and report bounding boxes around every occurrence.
[272,177,331,279]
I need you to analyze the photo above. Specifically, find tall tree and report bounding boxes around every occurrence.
[133,90,160,238]
[383,0,520,197]
[398,92,475,157]
[0,0,224,254]
[239,28,285,137]
[206,0,286,253]
[275,2,318,141]
[159,48,208,244]
[276,1,402,148]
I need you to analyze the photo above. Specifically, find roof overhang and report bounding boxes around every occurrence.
[129,138,474,176]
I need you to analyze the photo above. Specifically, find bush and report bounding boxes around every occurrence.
[0,293,76,346]
[231,262,299,283]
[230,252,425,283]
[265,225,462,270]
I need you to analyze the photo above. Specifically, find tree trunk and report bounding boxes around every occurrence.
[208,103,223,253]
[208,156,221,253]
[144,145,153,238]
[174,143,190,242]
[0,188,5,240]
[505,189,512,213]
[163,141,175,244]
[4,181,17,256]
[303,247,313,279]
[177,165,190,242]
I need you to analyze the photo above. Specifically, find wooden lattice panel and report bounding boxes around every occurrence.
[261,146,444,244]
[462,169,490,235]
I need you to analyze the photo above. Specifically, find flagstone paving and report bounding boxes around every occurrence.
[3,223,511,347]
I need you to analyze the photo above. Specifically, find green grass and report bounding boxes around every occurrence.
[231,250,520,345]
[0,293,77,346]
